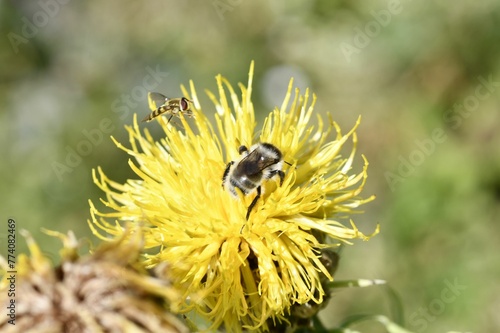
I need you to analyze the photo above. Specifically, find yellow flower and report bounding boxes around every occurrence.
[89,62,378,332]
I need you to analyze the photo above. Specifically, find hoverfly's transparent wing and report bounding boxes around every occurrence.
[148,92,169,111]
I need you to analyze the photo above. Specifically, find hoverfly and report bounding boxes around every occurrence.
[142,92,193,124]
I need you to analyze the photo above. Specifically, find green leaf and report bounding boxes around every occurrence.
[338,314,415,333]
[327,279,386,289]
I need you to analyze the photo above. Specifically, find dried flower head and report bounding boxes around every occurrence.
[0,228,187,333]
[89,62,378,331]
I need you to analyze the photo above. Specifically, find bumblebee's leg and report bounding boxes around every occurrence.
[238,145,248,155]
[246,185,261,220]
[268,170,285,186]
[277,170,285,186]
[222,161,234,187]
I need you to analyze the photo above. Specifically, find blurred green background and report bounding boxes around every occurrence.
[1,1,499,332]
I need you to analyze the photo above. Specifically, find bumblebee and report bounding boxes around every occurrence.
[142,92,193,123]
[222,143,285,220]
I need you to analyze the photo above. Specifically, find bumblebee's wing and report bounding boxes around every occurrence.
[239,150,275,175]
[148,92,169,111]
